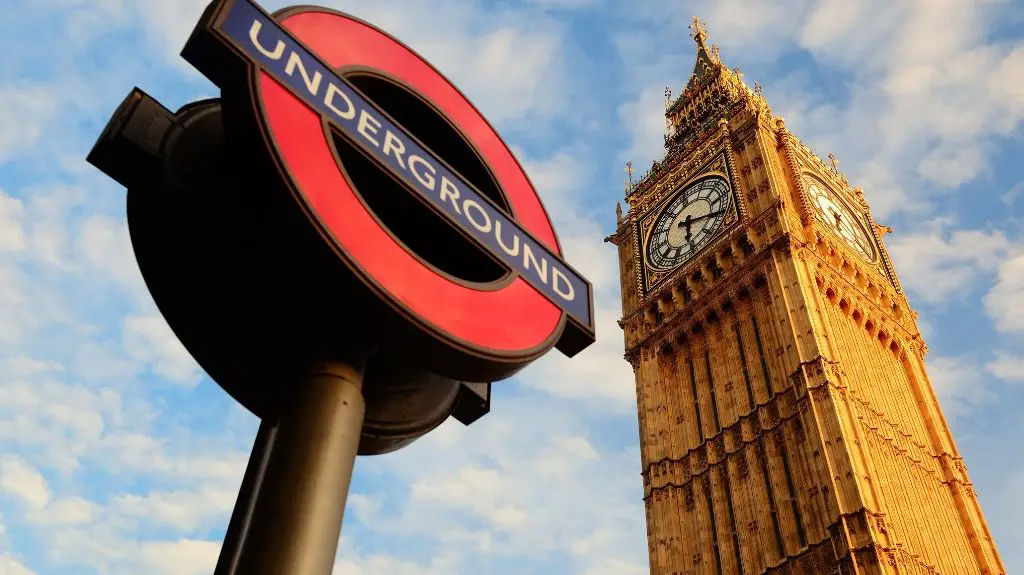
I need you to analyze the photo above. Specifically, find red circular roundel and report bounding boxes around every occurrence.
[254,7,565,360]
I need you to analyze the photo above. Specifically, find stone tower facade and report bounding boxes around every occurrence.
[606,18,1005,575]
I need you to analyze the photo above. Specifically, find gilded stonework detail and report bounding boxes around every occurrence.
[609,16,1006,575]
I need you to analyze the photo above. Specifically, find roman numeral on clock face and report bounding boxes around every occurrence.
[645,176,732,271]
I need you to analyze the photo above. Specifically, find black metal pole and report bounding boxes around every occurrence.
[230,361,367,575]
[213,419,279,575]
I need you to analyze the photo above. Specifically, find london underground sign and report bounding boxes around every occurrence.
[182,0,595,364]
[86,1,596,571]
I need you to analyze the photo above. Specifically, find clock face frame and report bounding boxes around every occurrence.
[804,177,876,262]
[644,176,732,271]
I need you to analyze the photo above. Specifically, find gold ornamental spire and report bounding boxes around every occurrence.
[690,16,708,47]
[681,16,720,94]
[828,152,840,173]
[660,15,772,159]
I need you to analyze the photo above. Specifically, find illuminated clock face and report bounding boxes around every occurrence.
[646,177,731,270]
[805,179,875,261]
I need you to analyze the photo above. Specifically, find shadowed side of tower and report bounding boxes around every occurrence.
[606,17,1005,575]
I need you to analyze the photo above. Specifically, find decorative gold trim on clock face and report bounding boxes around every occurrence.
[643,175,733,272]
[803,176,877,262]
[643,174,733,270]
[634,152,738,297]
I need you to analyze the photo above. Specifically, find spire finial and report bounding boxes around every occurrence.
[625,161,635,187]
[664,86,673,108]
[711,44,721,63]
[616,202,624,224]
[828,152,840,173]
[690,16,708,46]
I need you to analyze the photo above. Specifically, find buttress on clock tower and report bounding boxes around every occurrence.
[607,19,1005,575]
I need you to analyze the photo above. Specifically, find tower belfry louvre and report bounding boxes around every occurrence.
[606,17,1005,575]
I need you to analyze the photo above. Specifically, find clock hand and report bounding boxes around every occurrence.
[678,214,694,240]
[676,208,727,233]
[832,211,860,238]
[831,209,843,227]
[829,210,871,254]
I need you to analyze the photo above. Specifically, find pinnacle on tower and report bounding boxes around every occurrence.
[689,16,708,47]
[681,16,721,95]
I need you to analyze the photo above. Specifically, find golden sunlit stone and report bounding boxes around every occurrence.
[606,17,1005,575]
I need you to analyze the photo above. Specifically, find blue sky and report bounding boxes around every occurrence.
[0,0,1022,573]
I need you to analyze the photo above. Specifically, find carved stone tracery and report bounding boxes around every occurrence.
[614,16,1005,575]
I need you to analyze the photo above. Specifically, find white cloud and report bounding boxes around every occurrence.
[90,430,248,483]
[519,150,620,292]
[347,398,647,572]
[0,553,38,575]
[0,357,62,378]
[517,304,634,407]
[332,548,460,575]
[916,145,989,188]
[109,487,237,532]
[125,0,576,128]
[0,456,50,510]
[984,251,1024,333]
[0,351,248,575]
[886,219,1013,303]
[698,0,812,57]
[0,374,129,475]
[0,264,36,347]
[800,0,888,62]
[0,422,248,573]
[0,192,27,253]
[519,151,586,216]
[0,87,59,164]
[792,1,1024,198]
[455,25,567,123]
[19,186,85,269]
[1002,181,1024,206]
[617,84,668,170]
[927,356,996,422]
[986,352,1024,381]
[135,539,221,575]
[121,314,202,387]
[529,0,601,7]
[411,467,531,531]
[508,148,637,407]
[325,0,574,125]
[988,466,1024,554]
[75,215,143,293]
[0,184,141,299]
[581,558,647,575]
[27,497,98,526]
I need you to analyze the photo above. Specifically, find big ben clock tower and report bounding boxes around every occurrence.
[607,18,1005,575]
